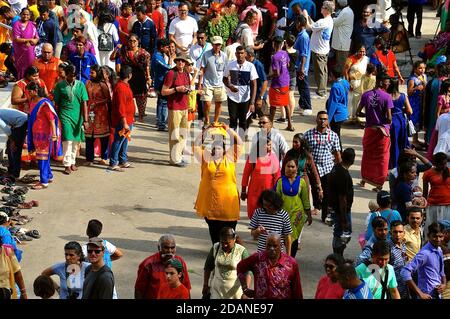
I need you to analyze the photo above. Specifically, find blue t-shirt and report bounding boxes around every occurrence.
[326,78,350,123]
[294,29,310,73]
[0,226,22,262]
[393,181,413,220]
[252,58,267,99]
[69,52,98,84]
[365,208,403,241]
[151,51,171,92]
[52,261,90,299]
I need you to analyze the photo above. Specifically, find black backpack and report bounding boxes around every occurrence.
[98,24,114,52]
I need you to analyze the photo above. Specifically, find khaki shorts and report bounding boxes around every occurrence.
[201,85,227,102]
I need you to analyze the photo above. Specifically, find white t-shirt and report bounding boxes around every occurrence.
[331,6,354,51]
[434,113,450,157]
[241,25,254,48]
[223,60,258,103]
[189,42,212,70]
[83,20,100,60]
[168,16,198,49]
[224,42,240,62]
[310,15,333,55]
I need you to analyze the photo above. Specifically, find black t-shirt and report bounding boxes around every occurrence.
[82,265,114,299]
[328,164,354,213]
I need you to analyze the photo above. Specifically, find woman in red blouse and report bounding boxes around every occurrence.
[315,253,345,299]
[423,152,450,233]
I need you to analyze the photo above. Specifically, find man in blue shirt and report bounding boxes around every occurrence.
[132,5,157,54]
[402,222,447,299]
[293,15,312,115]
[326,67,350,143]
[336,262,373,299]
[151,38,172,131]
[355,216,388,266]
[0,109,28,179]
[36,5,58,51]
[69,37,98,84]
[245,47,268,119]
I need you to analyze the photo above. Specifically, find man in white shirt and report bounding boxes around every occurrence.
[223,45,258,138]
[331,0,353,73]
[168,2,198,54]
[305,0,334,99]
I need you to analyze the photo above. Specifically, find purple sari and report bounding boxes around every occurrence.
[12,20,38,80]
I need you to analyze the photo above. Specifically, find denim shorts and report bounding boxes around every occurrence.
[289,76,296,91]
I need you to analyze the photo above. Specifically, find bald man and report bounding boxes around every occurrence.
[237,233,303,299]
[33,43,62,99]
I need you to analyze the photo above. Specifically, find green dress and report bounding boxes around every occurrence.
[53,80,88,142]
[275,176,311,241]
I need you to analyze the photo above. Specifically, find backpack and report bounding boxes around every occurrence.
[98,24,114,52]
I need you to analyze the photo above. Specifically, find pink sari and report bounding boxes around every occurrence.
[12,20,38,80]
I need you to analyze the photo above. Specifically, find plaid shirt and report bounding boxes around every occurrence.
[388,239,408,299]
[304,128,341,177]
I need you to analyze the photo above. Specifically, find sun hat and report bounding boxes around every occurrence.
[211,36,223,45]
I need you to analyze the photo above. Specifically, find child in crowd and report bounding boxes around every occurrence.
[33,275,55,299]
[158,258,190,299]
[411,186,428,209]
[359,200,379,249]
[275,156,312,258]
[360,63,377,94]
[407,61,427,149]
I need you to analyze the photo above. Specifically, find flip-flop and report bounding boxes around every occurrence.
[31,183,48,190]
[26,230,41,239]
[1,186,14,194]
[16,234,33,241]
[108,166,124,172]
[14,187,29,195]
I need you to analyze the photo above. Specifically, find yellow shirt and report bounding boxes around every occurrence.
[195,151,240,221]
[404,225,422,261]
[360,74,376,94]
[28,4,40,21]
[0,246,20,294]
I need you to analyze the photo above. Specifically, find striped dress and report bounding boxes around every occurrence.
[249,208,293,253]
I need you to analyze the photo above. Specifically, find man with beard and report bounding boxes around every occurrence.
[134,234,191,299]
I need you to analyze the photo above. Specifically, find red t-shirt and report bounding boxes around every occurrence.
[314,275,345,299]
[148,10,165,39]
[116,15,132,46]
[157,284,190,299]
[423,169,450,206]
[163,69,190,111]
[134,252,191,299]
[111,80,135,127]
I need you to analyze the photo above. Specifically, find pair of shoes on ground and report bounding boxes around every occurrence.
[14,230,40,242]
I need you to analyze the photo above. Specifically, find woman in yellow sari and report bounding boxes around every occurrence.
[194,124,243,244]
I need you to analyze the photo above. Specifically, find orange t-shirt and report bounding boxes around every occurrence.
[157,284,190,299]
[423,169,450,206]
[33,57,62,95]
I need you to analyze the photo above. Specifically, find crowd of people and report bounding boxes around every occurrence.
[0,0,449,300]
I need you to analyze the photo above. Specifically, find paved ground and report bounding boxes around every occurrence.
[5,7,440,299]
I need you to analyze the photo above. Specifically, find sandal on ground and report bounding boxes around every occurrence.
[357,181,365,187]
[70,165,78,171]
[1,186,14,194]
[31,183,48,190]
[119,162,132,168]
[285,126,295,132]
[108,166,124,172]
[63,167,72,175]
[26,230,41,239]
[16,234,33,241]
[14,187,28,195]
[17,201,38,209]
[48,179,53,183]
[98,159,108,165]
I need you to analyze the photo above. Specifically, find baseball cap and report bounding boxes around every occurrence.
[0,212,9,224]
[438,220,450,231]
[87,237,104,249]
[211,36,223,45]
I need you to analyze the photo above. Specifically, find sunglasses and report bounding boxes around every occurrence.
[324,263,336,270]
[87,249,103,255]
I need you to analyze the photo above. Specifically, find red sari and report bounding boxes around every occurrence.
[241,151,281,219]
[361,127,391,187]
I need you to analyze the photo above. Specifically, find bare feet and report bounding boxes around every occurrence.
[70,165,78,171]
[63,167,72,175]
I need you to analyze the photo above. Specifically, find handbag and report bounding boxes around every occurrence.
[405,114,416,137]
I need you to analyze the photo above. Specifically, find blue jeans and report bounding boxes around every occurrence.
[297,74,311,110]
[109,124,133,167]
[156,93,168,129]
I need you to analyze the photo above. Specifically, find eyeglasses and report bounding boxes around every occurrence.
[87,249,103,255]
[179,10,188,13]
[324,263,336,270]
[65,253,76,257]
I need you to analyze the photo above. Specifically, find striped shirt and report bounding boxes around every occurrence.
[388,239,408,299]
[249,208,293,253]
[343,281,373,299]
